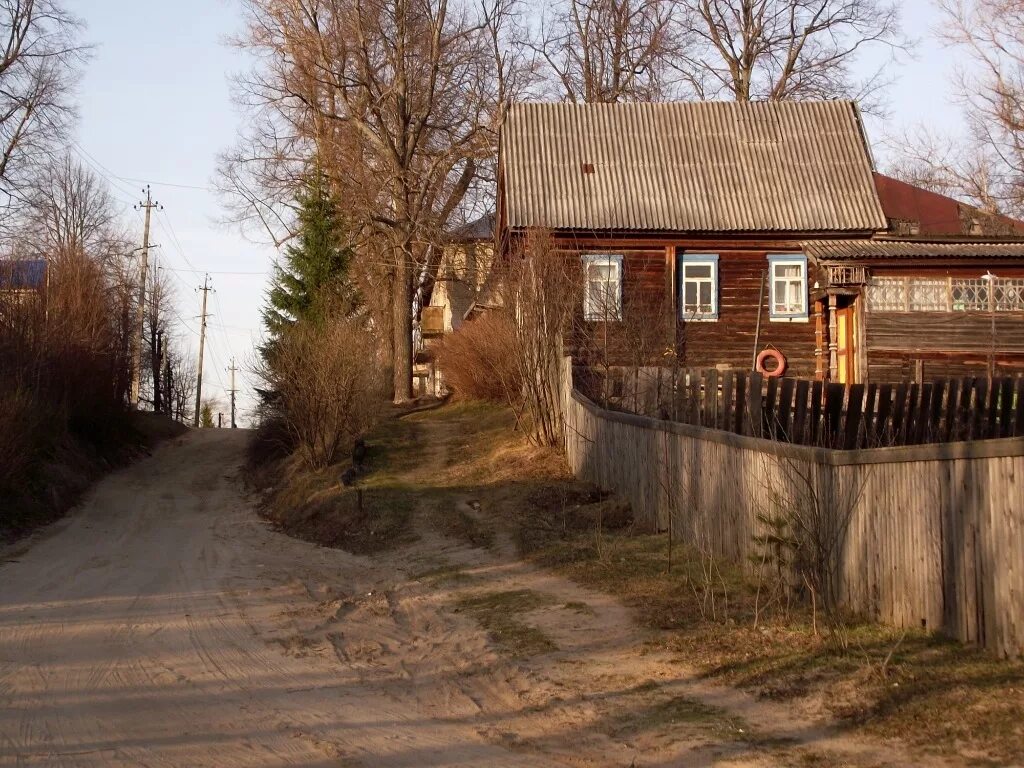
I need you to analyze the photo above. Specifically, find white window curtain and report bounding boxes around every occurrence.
[680,254,719,320]
[582,254,623,321]
[768,255,808,320]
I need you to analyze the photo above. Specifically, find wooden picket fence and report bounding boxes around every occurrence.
[563,360,1024,657]
[578,366,1024,449]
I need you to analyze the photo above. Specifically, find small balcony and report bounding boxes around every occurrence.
[421,305,445,337]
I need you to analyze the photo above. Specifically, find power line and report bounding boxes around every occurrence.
[109,175,214,193]
[163,265,270,276]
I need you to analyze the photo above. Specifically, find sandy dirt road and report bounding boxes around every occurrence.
[0,427,956,768]
[1,429,547,767]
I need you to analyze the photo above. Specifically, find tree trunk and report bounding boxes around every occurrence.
[392,247,414,403]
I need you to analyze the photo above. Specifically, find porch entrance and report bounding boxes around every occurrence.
[836,303,858,384]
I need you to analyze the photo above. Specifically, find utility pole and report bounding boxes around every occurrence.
[193,275,212,428]
[227,357,239,429]
[162,334,172,417]
[131,186,162,407]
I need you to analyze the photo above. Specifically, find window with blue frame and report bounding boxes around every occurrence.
[768,254,809,320]
[582,253,623,321]
[679,253,719,320]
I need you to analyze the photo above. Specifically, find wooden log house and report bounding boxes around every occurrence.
[495,101,1024,383]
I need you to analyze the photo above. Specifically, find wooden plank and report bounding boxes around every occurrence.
[928,380,947,444]
[943,379,960,443]
[810,380,824,446]
[844,384,866,450]
[824,383,846,449]
[707,369,720,430]
[746,371,764,438]
[777,378,796,442]
[722,372,735,434]
[999,377,1015,438]
[914,383,933,444]
[891,383,908,447]
[1015,378,1024,438]
[875,384,894,447]
[861,383,878,449]
[792,379,810,446]
[972,379,989,441]
[734,372,747,435]
[957,378,975,442]
[764,376,779,438]
[986,377,1002,439]
[690,370,703,425]
[902,384,920,445]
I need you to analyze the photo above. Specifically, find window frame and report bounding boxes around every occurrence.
[767,253,810,322]
[678,253,720,321]
[581,253,623,322]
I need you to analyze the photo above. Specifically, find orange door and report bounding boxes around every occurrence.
[836,305,857,384]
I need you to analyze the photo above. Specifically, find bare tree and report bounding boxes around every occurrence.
[678,0,905,109]
[531,0,685,102]
[0,1,89,204]
[166,345,198,424]
[224,0,521,401]
[27,154,121,258]
[888,1,1024,217]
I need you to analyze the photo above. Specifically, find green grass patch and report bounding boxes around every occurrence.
[412,563,474,586]
[609,694,750,742]
[562,601,595,616]
[455,589,558,658]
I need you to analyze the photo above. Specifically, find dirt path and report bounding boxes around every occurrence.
[0,423,955,767]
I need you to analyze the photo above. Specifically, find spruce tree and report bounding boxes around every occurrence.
[262,170,353,347]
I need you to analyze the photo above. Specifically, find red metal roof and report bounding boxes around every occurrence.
[873,173,1024,236]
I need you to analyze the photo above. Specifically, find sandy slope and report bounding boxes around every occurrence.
[0,426,956,767]
[0,429,539,767]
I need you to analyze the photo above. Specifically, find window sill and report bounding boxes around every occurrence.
[770,316,810,323]
[680,316,719,322]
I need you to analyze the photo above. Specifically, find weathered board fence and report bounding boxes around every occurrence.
[563,360,1024,657]
[578,365,1024,449]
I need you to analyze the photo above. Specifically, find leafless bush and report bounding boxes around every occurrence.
[756,453,869,648]
[501,230,583,446]
[434,310,522,403]
[262,310,384,469]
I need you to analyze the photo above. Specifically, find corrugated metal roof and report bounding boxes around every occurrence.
[449,213,494,243]
[500,101,888,233]
[805,240,1024,261]
[0,259,46,290]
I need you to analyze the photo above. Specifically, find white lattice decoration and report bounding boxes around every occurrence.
[993,279,1024,311]
[868,276,1024,313]
[865,278,907,311]
[952,279,989,311]
[909,279,948,311]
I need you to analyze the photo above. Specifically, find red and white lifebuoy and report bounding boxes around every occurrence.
[755,348,787,378]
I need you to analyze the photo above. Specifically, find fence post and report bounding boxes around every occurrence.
[747,371,764,437]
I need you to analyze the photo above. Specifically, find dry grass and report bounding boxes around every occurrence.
[256,409,423,555]
[1,410,185,542]
[520,515,1024,764]
[258,399,1024,763]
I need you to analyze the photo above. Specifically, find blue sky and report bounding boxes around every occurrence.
[63,0,964,421]
[65,0,273,422]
